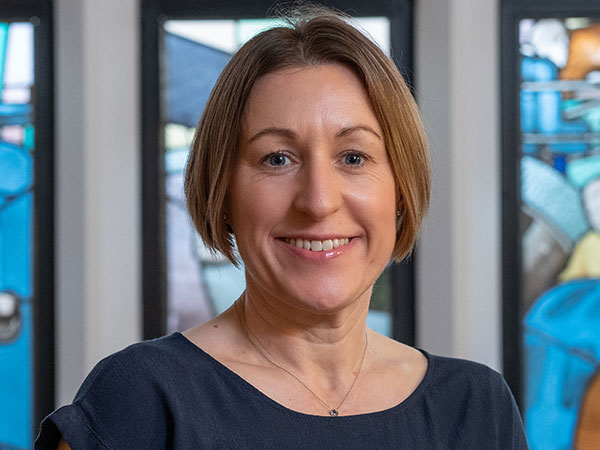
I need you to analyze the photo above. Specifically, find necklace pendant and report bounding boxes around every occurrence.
[330,409,339,417]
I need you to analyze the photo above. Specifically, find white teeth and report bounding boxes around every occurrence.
[285,237,351,252]
[310,240,323,251]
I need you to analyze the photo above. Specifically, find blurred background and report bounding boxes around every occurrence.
[0,0,599,448]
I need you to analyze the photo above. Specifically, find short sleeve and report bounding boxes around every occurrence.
[35,346,170,450]
[35,403,111,450]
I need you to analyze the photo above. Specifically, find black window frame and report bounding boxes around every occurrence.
[501,0,600,407]
[141,0,417,344]
[0,0,55,435]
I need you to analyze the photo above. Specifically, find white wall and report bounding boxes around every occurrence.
[55,0,141,405]
[53,0,502,404]
[415,0,501,370]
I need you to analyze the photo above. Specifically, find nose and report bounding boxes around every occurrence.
[292,156,342,221]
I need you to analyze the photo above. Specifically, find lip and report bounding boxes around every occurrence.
[277,234,353,241]
[275,236,357,261]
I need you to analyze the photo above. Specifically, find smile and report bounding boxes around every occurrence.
[280,237,352,252]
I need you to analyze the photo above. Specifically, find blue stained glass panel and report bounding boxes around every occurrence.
[0,21,35,450]
[519,17,600,449]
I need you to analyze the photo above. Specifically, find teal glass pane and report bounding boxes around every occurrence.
[0,21,35,449]
[161,18,393,337]
[519,17,600,450]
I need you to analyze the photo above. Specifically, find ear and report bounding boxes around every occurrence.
[395,197,404,233]
[396,211,404,232]
[222,194,233,233]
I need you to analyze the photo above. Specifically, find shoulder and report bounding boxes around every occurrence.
[100,331,187,365]
[81,334,191,415]
[420,352,528,448]
[36,334,193,450]
[427,353,504,383]
[424,353,513,403]
[75,333,188,401]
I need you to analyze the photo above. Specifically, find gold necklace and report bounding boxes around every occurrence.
[234,300,368,417]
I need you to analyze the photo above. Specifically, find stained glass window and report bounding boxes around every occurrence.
[160,18,394,336]
[518,16,600,449]
[0,21,35,450]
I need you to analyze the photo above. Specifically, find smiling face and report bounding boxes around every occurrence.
[229,64,397,314]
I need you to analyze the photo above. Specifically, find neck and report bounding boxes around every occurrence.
[235,288,370,388]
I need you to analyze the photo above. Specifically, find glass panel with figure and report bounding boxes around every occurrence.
[0,21,35,450]
[161,17,394,336]
[518,17,600,449]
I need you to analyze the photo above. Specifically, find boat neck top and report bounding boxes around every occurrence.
[35,332,528,450]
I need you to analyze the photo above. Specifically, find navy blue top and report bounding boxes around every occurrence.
[35,333,528,449]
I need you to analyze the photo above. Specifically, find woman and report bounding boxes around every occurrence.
[37,7,528,449]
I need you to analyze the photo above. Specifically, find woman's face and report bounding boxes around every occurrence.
[229,63,397,314]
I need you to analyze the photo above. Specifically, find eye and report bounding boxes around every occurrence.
[343,152,367,167]
[264,152,290,167]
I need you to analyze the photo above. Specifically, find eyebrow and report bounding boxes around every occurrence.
[247,124,382,143]
[247,127,298,144]
[336,125,382,140]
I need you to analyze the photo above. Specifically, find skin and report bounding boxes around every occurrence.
[231,63,398,322]
[185,64,427,416]
[56,64,428,448]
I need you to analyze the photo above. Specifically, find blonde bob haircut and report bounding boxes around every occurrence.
[184,6,430,264]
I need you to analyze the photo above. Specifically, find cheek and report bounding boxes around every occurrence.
[229,174,288,239]
[375,176,399,249]
[349,177,397,241]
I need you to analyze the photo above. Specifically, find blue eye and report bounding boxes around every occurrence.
[266,153,290,167]
[344,153,364,166]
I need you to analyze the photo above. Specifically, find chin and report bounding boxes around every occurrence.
[282,280,371,315]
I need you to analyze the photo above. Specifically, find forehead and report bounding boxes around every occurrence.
[241,63,380,134]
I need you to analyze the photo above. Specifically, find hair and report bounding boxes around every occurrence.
[184,5,430,264]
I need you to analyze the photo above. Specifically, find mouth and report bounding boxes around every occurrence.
[278,237,353,252]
